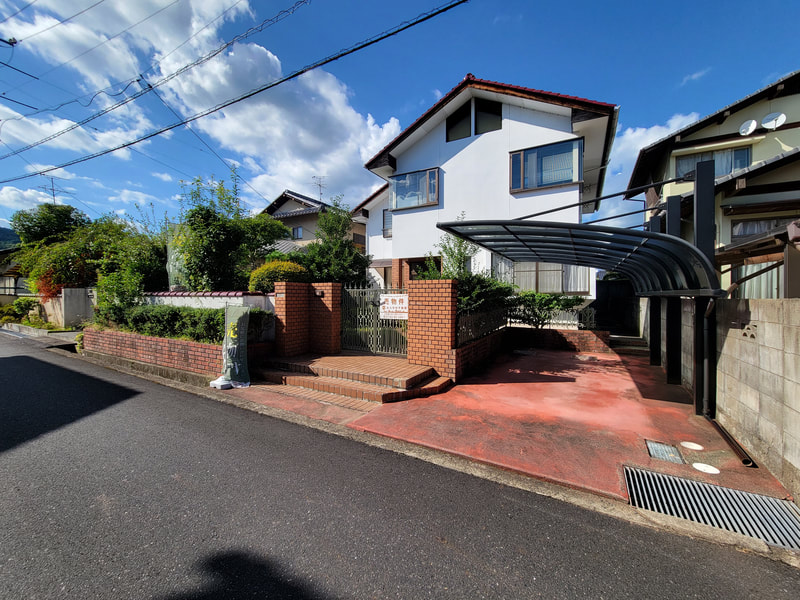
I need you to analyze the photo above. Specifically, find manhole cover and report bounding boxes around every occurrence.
[646,440,684,464]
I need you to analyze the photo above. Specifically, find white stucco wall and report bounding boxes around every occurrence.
[377,103,581,260]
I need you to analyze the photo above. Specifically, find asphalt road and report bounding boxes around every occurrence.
[1,332,799,599]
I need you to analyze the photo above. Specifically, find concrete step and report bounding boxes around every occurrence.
[609,335,648,348]
[613,346,650,357]
[253,368,452,404]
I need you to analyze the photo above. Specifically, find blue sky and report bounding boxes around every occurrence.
[0,0,798,230]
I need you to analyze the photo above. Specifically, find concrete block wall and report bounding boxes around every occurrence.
[715,299,800,499]
[83,329,222,376]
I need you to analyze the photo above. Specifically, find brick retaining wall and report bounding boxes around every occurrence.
[507,327,611,353]
[83,329,222,376]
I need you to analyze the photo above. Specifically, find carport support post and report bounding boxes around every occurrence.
[647,215,662,366]
[665,196,682,384]
[693,160,717,417]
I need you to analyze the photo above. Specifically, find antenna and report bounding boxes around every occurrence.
[312,175,327,201]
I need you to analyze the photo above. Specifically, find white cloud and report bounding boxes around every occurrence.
[2,1,401,213]
[0,186,60,212]
[108,189,165,206]
[151,172,173,182]
[589,113,699,226]
[680,68,711,87]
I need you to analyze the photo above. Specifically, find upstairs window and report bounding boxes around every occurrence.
[446,98,503,142]
[291,226,303,240]
[475,98,502,135]
[510,139,583,192]
[382,209,393,238]
[446,101,471,142]
[390,168,439,210]
[675,146,751,178]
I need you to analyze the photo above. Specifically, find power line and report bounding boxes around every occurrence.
[34,0,183,82]
[145,79,273,206]
[0,0,39,26]
[0,0,468,183]
[0,0,247,116]
[19,0,109,42]
[0,0,311,154]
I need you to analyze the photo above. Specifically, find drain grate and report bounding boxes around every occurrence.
[646,440,684,464]
[624,467,800,550]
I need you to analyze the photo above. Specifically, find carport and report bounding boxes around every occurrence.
[437,161,725,419]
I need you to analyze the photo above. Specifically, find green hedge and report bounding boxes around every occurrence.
[121,305,273,344]
[249,260,308,293]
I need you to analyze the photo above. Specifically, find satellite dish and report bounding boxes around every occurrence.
[761,112,786,130]
[739,119,757,136]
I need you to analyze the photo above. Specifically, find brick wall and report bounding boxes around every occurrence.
[83,329,222,376]
[273,282,341,357]
[454,328,507,380]
[407,280,457,378]
[391,259,411,288]
[508,327,611,353]
[309,283,341,355]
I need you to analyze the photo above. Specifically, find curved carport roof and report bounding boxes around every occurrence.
[436,220,724,298]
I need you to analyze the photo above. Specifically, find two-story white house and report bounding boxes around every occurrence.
[352,74,618,296]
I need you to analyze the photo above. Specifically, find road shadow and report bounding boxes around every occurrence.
[0,355,139,453]
[156,550,333,600]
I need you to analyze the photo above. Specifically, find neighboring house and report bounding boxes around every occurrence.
[262,189,366,251]
[352,73,618,295]
[0,246,29,303]
[627,70,800,299]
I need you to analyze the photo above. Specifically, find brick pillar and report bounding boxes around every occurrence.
[392,259,403,288]
[407,279,457,378]
[309,282,342,354]
[274,281,310,356]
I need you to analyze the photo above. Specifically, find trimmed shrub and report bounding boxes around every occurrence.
[248,260,308,293]
[121,305,273,344]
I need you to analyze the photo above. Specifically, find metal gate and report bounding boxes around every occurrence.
[341,287,407,355]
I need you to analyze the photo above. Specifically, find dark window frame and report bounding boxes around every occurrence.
[509,138,584,193]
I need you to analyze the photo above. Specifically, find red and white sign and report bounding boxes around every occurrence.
[379,294,408,320]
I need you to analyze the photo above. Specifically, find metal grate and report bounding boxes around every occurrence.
[646,440,684,464]
[625,467,800,550]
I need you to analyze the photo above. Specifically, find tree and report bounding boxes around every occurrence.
[11,204,90,245]
[299,196,370,286]
[417,212,478,280]
[176,171,289,291]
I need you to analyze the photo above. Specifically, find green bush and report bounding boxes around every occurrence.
[121,305,273,344]
[248,260,308,293]
[514,292,585,329]
[12,297,39,316]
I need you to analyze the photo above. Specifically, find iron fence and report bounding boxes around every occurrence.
[457,307,508,347]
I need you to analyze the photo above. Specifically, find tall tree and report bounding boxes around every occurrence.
[300,197,370,286]
[10,204,90,245]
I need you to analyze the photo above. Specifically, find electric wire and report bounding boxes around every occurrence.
[0,0,39,26]
[0,0,310,150]
[18,0,108,42]
[146,79,273,206]
[0,0,247,115]
[0,0,469,185]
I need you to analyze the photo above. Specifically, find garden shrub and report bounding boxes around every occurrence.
[248,260,308,293]
[514,292,585,329]
[121,304,273,344]
[12,297,39,317]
